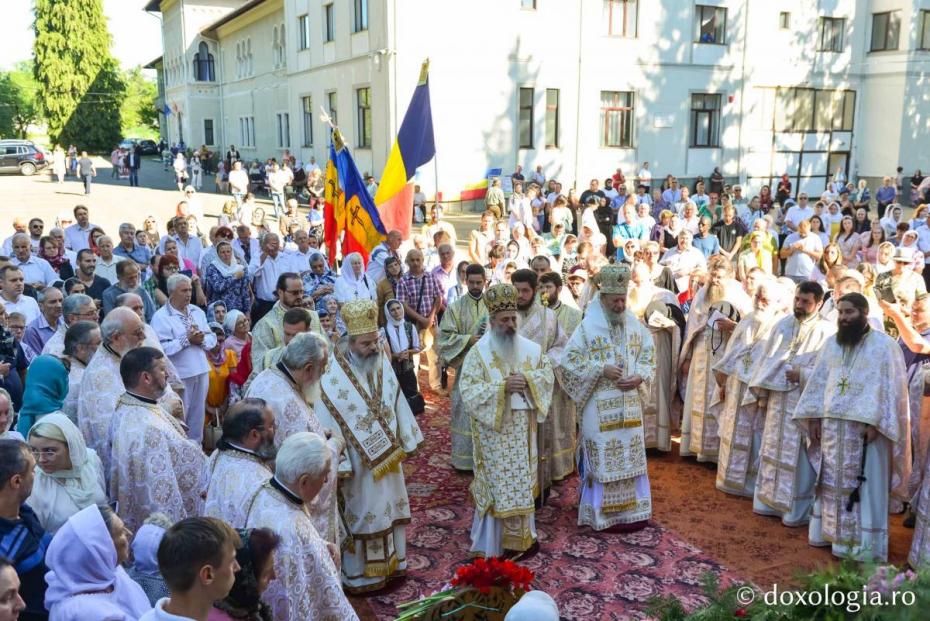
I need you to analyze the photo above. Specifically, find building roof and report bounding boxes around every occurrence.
[143,55,163,69]
[143,0,161,11]
[200,0,268,36]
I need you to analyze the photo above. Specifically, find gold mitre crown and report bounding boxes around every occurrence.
[341,299,379,336]
[595,264,631,295]
[484,283,518,315]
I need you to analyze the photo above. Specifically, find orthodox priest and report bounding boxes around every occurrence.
[109,347,207,533]
[437,263,489,471]
[627,262,681,452]
[512,269,567,496]
[78,307,152,473]
[795,293,911,561]
[680,255,752,462]
[245,332,342,547]
[459,283,554,558]
[748,281,833,525]
[560,264,656,532]
[204,398,275,528]
[712,277,787,497]
[313,298,423,593]
[245,432,359,621]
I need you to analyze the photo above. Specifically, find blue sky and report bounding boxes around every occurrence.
[0,0,162,71]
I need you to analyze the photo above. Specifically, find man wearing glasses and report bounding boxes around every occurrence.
[40,293,97,357]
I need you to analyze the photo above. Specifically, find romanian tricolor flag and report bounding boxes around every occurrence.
[374,59,436,238]
[322,142,343,267]
[334,129,387,264]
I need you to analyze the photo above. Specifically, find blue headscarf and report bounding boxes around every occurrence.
[17,355,69,434]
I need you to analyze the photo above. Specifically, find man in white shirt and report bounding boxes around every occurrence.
[151,273,216,443]
[248,233,293,323]
[0,266,40,324]
[307,156,321,174]
[366,230,402,283]
[229,160,250,205]
[660,230,708,292]
[285,229,315,273]
[413,184,427,223]
[267,163,287,218]
[638,162,652,191]
[63,205,97,252]
[780,219,824,283]
[93,236,125,285]
[784,194,814,233]
[0,218,27,256]
[161,217,203,269]
[636,202,656,231]
[10,234,56,290]
[531,165,546,187]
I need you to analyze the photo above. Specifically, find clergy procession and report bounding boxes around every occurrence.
[3,128,930,621]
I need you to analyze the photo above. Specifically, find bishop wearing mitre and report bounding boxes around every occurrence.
[560,264,657,532]
[313,298,424,593]
[459,283,554,558]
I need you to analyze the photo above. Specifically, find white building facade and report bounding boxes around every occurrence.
[146,0,930,200]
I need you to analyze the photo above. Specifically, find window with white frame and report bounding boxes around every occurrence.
[690,94,722,148]
[819,17,845,53]
[779,12,790,30]
[302,96,314,146]
[605,0,637,38]
[518,87,534,149]
[353,0,368,32]
[277,113,290,148]
[870,11,900,52]
[239,116,255,147]
[246,38,253,75]
[921,10,930,51]
[545,89,559,148]
[298,14,311,50]
[327,91,338,124]
[193,41,215,81]
[600,91,634,148]
[203,119,215,146]
[695,5,727,44]
[324,4,335,42]
[521,0,536,9]
[356,87,371,148]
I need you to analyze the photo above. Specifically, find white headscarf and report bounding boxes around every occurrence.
[339,252,366,285]
[210,241,243,278]
[383,299,414,353]
[28,412,107,533]
[504,591,559,621]
[45,505,151,618]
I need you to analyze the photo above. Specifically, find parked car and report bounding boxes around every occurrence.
[118,138,138,151]
[0,140,49,176]
[138,139,158,155]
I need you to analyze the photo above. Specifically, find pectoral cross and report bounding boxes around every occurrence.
[837,376,850,396]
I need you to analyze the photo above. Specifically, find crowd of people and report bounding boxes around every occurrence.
[0,156,930,620]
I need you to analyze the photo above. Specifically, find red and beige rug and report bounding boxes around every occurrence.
[353,388,744,620]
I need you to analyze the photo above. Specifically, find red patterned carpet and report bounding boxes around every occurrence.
[351,387,744,620]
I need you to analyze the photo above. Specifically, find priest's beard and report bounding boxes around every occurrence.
[601,304,625,327]
[301,378,322,406]
[256,433,277,461]
[836,314,869,346]
[489,325,518,365]
[349,349,380,379]
[706,282,725,304]
[793,307,813,321]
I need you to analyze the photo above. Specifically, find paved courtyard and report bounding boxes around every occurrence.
[0,157,479,248]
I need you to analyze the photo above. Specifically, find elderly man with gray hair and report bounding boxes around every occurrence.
[245,431,358,621]
[151,273,216,444]
[61,320,101,422]
[245,331,342,547]
[41,293,97,356]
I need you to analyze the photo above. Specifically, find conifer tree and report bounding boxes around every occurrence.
[33,0,125,150]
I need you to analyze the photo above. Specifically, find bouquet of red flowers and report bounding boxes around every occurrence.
[452,557,534,594]
[396,557,535,620]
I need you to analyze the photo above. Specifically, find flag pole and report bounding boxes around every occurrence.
[418,58,440,211]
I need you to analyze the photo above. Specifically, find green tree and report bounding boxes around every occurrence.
[121,66,158,138]
[33,0,125,151]
[0,61,40,139]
